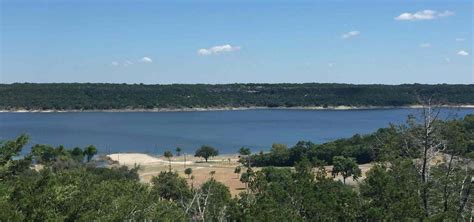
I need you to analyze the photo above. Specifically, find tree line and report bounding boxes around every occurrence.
[1,111,472,221]
[1,83,473,110]
[245,114,473,167]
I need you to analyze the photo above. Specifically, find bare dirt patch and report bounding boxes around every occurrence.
[107,153,374,196]
[108,153,246,196]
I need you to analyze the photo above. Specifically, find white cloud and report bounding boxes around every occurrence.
[395,10,436,21]
[445,57,451,63]
[197,49,212,56]
[457,50,469,56]
[341,31,360,39]
[419,43,431,48]
[395,10,454,21]
[328,63,335,67]
[111,58,153,67]
[455,38,465,42]
[140,57,153,63]
[197,44,241,56]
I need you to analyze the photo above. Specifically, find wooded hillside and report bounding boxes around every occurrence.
[1,83,473,110]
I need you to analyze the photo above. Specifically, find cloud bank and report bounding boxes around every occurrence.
[395,10,454,21]
[197,44,241,56]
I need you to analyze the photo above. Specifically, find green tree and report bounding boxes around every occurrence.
[269,143,290,166]
[0,134,31,178]
[175,147,182,156]
[164,151,173,171]
[151,171,191,201]
[31,144,58,164]
[69,147,84,163]
[331,156,361,184]
[240,168,254,192]
[197,179,231,221]
[31,144,80,166]
[463,114,474,158]
[240,172,251,185]
[401,106,445,217]
[238,147,251,156]
[437,119,469,216]
[360,162,423,220]
[234,166,241,179]
[83,145,97,162]
[184,168,192,178]
[239,147,252,168]
[194,145,218,162]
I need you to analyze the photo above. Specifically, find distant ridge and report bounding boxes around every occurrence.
[1,83,473,111]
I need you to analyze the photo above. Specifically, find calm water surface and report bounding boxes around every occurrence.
[1,109,473,154]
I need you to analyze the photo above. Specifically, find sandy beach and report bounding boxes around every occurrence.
[106,153,374,196]
[107,153,245,196]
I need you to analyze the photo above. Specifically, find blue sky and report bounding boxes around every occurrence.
[1,0,472,84]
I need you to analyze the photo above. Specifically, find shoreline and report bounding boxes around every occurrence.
[106,153,240,165]
[1,105,474,113]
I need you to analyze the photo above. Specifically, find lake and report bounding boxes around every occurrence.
[1,108,473,154]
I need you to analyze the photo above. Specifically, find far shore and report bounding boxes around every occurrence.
[2,104,474,113]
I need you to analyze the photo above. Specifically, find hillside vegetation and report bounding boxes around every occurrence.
[1,83,473,110]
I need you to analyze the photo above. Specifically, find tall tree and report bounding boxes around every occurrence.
[269,143,290,166]
[239,147,251,169]
[360,162,423,220]
[195,179,231,221]
[83,145,97,162]
[331,156,361,184]
[164,151,173,171]
[0,134,30,178]
[175,147,182,157]
[184,168,192,179]
[31,144,57,164]
[238,147,251,156]
[151,171,191,202]
[234,166,241,179]
[69,147,84,163]
[194,146,218,162]
[440,119,468,214]
[401,102,445,217]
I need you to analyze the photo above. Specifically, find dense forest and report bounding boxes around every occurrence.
[1,110,472,221]
[1,83,473,110]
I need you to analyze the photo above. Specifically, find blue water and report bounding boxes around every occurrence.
[1,108,472,154]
